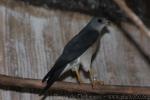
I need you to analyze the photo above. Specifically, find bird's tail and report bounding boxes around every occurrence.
[39,61,67,96]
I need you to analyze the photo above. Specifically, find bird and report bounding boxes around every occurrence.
[40,17,109,95]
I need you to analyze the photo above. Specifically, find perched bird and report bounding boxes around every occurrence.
[40,17,109,95]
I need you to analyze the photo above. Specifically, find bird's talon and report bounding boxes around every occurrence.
[94,80,104,85]
[92,80,104,88]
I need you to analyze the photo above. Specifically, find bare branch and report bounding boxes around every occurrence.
[0,74,149,95]
[0,0,149,96]
[113,0,150,38]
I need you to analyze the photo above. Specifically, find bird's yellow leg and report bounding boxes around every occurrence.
[89,67,104,88]
[75,68,83,84]
[89,67,94,87]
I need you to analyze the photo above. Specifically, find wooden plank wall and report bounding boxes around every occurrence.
[0,1,150,100]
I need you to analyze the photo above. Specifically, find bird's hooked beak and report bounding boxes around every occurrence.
[102,26,109,34]
[102,19,111,34]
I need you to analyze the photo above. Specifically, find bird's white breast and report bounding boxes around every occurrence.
[60,36,100,75]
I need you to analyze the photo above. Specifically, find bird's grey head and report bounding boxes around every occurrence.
[88,17,109,33]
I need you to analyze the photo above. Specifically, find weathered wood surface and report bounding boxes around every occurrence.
[0,0,149,100]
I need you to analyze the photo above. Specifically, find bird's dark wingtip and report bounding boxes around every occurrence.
[39,83,51,96]
[40,72,58,96]
[40,60,67,96]
[42,71,52,83]
[42,76,48,83]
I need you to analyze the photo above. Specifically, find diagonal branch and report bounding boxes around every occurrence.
[113,0,150,38]
[0,74,150,95]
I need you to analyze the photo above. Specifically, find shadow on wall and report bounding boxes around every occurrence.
[118,24,150,67]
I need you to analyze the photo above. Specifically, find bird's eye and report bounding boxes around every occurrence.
[98,19,102,23]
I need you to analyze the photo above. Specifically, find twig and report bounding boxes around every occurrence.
[113,0,150,38]
[0,74,149,95]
